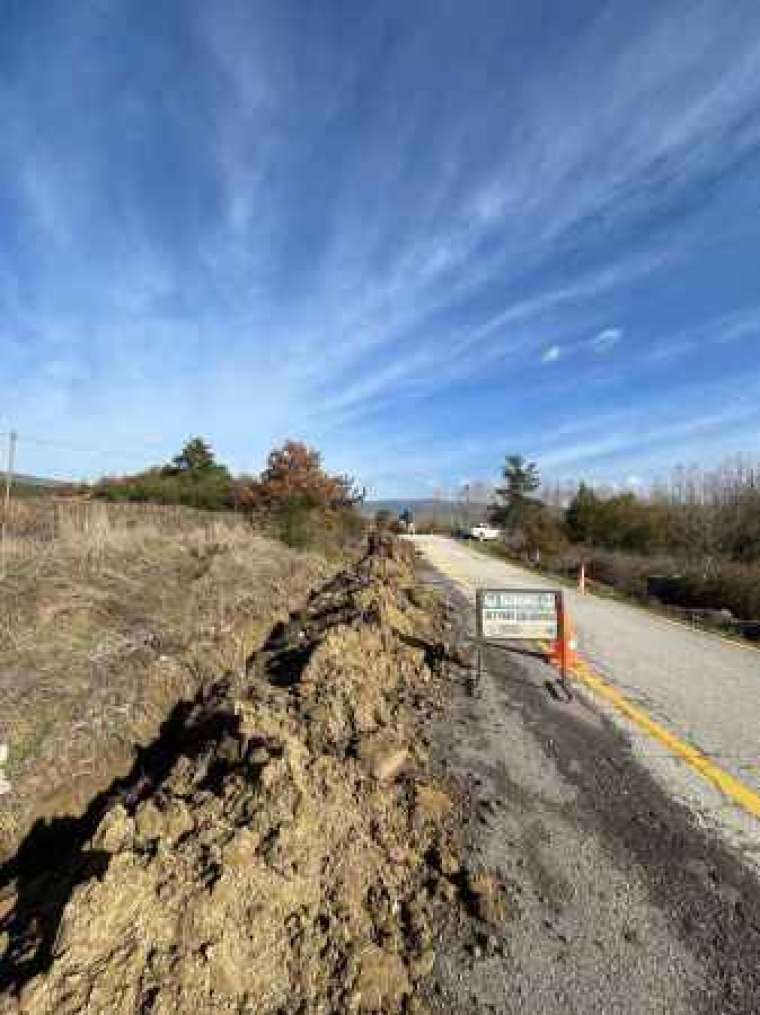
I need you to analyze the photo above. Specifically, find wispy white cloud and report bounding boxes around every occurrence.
[536,394,760,474]
[2,1,760,493]
[646,306,760,364]
[590,328,623,352]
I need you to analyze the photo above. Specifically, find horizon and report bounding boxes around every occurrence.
[3,1,760,497]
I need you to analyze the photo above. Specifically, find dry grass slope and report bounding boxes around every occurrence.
[0,500,331,857]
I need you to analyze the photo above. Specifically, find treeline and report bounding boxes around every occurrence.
[95,438,232,511]
[92,437,364,552]
[564,465,760,563]
[487,455,760,625]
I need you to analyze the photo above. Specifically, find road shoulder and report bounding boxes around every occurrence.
[423,565,760,1015]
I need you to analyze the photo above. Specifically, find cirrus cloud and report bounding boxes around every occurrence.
[590,328,623,352]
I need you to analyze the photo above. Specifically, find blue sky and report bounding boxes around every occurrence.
[2,0,760,496]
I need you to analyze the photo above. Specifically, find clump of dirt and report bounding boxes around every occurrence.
[2,540,470,1014]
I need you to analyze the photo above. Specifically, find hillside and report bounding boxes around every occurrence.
[11,475,70,496]
[363,499,490,525]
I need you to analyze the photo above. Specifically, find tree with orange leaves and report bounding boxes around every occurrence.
[231,440,363,518]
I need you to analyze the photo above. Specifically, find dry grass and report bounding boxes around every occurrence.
[0,499,331,857]
[2,498,241,563]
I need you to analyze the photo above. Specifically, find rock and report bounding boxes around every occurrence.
[357,735,409,782]
[466,869,508,925]
[259,756,286,789]
[216,732,244,763]
[443,640,476,668]
[406,587,437,611]
[221,828,259,869]
[409,947,436,978]
[406,998,432,1015]
[92,804,134,854]
[415,784,452,823]
[0,892,16,923]
[438,879,457,902]
[354,946,410,1011]
[372,748,408,782]
[134,800,163,842]
[0,743,10,795]
[162,800,193,845]
[248,746,270,766]
[438,847,460,876]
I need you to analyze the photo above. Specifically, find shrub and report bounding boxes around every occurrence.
[235,441,365,555]
[658,564,760,621]
[565,485,663,554]
[87,438,365,556]
[95,438,232,511]
[272,494,318,550]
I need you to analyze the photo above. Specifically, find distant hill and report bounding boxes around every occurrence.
[14,473,69,487]
[362,498,490,524]
[12,474,72,497]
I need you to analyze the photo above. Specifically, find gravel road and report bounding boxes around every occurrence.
[415,546,760,1014]
[413,535,760,863]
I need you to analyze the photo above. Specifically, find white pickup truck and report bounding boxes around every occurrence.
[469,524,501,541]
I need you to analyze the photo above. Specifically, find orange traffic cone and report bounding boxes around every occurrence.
[548,608,578,675]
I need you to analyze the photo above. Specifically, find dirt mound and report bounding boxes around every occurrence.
[2,541,467,1014]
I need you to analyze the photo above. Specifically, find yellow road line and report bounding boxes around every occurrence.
[425,550,760,823]
[569,659,760,821]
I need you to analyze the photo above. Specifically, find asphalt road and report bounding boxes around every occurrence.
[412,535,760,865]
[414,546,760,1014]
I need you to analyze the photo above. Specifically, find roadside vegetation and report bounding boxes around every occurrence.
[229,440,364,553]
[79,436,365,555]
[464,454,760,637]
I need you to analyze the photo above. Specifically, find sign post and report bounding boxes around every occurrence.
[475,587,573,699]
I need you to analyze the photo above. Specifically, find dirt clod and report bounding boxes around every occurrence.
[466,869,509,926]
[358,733,409,782]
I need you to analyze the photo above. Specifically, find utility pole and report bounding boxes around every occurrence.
[0,430,17,579]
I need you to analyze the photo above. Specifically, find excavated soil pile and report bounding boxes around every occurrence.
[1,540,477,1014]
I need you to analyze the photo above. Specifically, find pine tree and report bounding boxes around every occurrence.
[169,437,218,474]
[489,454,542,531]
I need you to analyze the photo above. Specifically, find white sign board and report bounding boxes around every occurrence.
[477,589,559,641]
